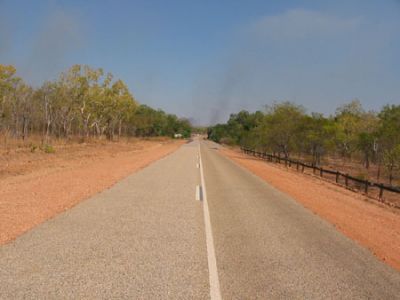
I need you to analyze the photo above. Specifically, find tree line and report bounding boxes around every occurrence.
[0,64,191,141]
[208,100,400,185]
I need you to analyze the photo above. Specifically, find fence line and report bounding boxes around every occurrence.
[241,147,400,208]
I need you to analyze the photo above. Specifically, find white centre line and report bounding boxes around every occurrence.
[199,143,222,300]
[195,185,201,201]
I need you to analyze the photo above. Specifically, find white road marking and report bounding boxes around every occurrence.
[195,185,202,201]
[199,144,222,300]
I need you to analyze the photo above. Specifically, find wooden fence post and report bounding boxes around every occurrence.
[241,148,400,203]
[379,185,384,200]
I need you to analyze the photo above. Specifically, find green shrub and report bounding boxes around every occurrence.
[30,143,38,153]
[355,173,367,181]
[43,144,55,154]
[220,137,236,145]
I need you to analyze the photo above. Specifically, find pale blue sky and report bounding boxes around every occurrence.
[0,0,399,124]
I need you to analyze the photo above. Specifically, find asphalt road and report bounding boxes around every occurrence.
[1,138,400,299]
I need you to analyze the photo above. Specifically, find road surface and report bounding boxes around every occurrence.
[1,138,400,299]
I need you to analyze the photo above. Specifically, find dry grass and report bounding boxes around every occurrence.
[292,152,399,187]
[0,133,174,180]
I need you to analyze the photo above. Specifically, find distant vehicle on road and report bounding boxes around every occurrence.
[174,133,183,138]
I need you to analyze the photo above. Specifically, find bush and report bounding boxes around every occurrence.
[30,143,38,153]
[42,144,55,154]
[220,137,236,145]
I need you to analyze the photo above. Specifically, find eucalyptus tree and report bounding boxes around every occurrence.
[0,63,192,143]
[378,105,400,184]
[263,102,306,158]
[0,65,18,133]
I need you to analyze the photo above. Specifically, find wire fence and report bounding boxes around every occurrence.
[241,148,400,209]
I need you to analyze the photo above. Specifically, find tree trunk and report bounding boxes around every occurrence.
[118,119,122,138]
[365,152,369,169]
[377,162,381,182]
[389,165,393,185]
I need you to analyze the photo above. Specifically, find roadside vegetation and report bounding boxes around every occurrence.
[208,100,400,186]
[0,64,192,147]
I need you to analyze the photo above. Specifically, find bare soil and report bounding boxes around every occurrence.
[0,138,184,245]
[221,147,400,272]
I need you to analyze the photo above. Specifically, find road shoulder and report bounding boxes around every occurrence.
[0,139,184,245]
